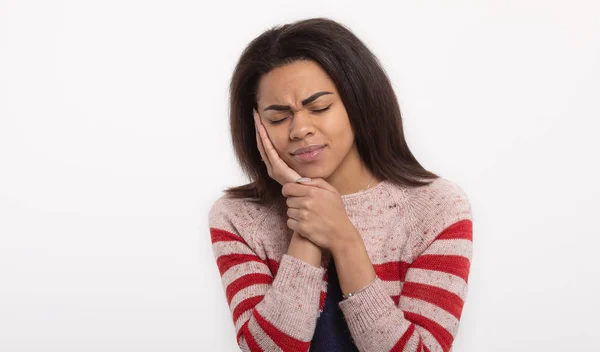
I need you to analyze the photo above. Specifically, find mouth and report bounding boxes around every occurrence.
[292,144,327,155]
[291,145,326,163]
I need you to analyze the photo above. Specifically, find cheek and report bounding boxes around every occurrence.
[266,130,288,155]
[324,113,354,146]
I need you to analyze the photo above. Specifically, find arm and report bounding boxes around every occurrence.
[287,230,322,268]
[210,200,324,352]
[334,218,473,352]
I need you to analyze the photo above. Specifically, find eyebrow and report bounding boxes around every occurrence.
[263,91,334,112]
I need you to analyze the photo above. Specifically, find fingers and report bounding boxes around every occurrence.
[253,108,302,184]
[254,111,285,167]
[286,207,302,221]
[282,182,313,198]
[286,195,306,209]
[253,110,266,160]
[286,217,299,232]
[296,177,339,193]
[254,110,273,173]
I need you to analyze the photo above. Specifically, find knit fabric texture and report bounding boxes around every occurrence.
[208,176,473,351]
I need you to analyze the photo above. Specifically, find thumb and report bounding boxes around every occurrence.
[296,177,338,193]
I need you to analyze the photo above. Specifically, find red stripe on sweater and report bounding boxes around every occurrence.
[226,273,272,305]
[424,344,430,352]
[239,320,261,351]
[373,261,410,281]
[253,309,310,351]
[320,271,328,311]
[268,259,280,277]
[211,227,281,277]
[232,295,264,324]
[319,291,326,311]
[404,311,453,352]
[391,295,400,306]
[216,254,266,277]
[410,254,471,283]
[390,323,415,351]
[436,219,473,241]
[416,335,423,351]
[402,281,464,319]
[210,227,247,244]
[236,321,244,344]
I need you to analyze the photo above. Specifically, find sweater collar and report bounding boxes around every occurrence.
[340,179,393,207]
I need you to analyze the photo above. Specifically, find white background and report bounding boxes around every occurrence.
[1,1,599,351]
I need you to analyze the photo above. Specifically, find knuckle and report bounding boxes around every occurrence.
[299,223,307,234]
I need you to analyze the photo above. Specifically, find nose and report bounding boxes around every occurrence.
[289,110,316,140]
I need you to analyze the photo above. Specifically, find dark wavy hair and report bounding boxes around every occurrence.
[224,17,439,211]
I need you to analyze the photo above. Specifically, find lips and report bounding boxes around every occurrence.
[292,145,325,163]
[292,144,326,155]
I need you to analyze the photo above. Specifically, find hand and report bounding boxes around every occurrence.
[254,109,302,186]
[282,178,358,251]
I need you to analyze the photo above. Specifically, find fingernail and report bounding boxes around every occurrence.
[296,177,311,183]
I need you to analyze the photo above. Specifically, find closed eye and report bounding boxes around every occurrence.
[268,118,288,125]
[268,104,332,125]
[312,105,331,113]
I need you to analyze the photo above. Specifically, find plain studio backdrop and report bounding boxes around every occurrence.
[1,1,599,351]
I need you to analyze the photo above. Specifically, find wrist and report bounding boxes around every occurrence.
[330,226,378,298]
[287,231,322,267]
[331,225,363,258]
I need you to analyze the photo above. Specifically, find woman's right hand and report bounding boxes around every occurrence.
[254,109,303,186]
[254,109,322,262]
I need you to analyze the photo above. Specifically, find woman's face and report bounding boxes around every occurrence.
[255,60,357,180]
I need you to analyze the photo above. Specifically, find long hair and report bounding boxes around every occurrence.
[224,17,439,211]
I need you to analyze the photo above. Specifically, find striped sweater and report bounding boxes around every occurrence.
[208,177,473,351]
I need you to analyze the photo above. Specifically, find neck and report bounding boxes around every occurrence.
[326,144,376,195]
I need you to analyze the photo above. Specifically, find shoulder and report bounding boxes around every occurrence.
[405,176,472,219]
[208,194,274,242]
[403,176,473,253]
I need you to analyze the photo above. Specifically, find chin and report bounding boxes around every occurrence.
[293,165,332,180]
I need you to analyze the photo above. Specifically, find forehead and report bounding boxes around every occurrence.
[256,60,336,108]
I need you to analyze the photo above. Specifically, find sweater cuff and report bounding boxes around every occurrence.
[271,254,325,302]
[338,277,398,336]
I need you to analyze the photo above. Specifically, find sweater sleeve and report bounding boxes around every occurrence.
[209,196,325,351]
[338,180,473,352]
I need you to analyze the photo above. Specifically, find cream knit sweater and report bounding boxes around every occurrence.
[209,176,473,351]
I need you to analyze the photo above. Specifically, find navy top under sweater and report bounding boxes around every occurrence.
[309,259,359,351]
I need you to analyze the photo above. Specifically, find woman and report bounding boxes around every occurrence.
[209,17,473,352]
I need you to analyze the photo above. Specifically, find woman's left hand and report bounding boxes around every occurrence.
[282,178,357,251]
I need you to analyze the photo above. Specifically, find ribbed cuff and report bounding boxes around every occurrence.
[271,254,325,302]
[338,277,398,336]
